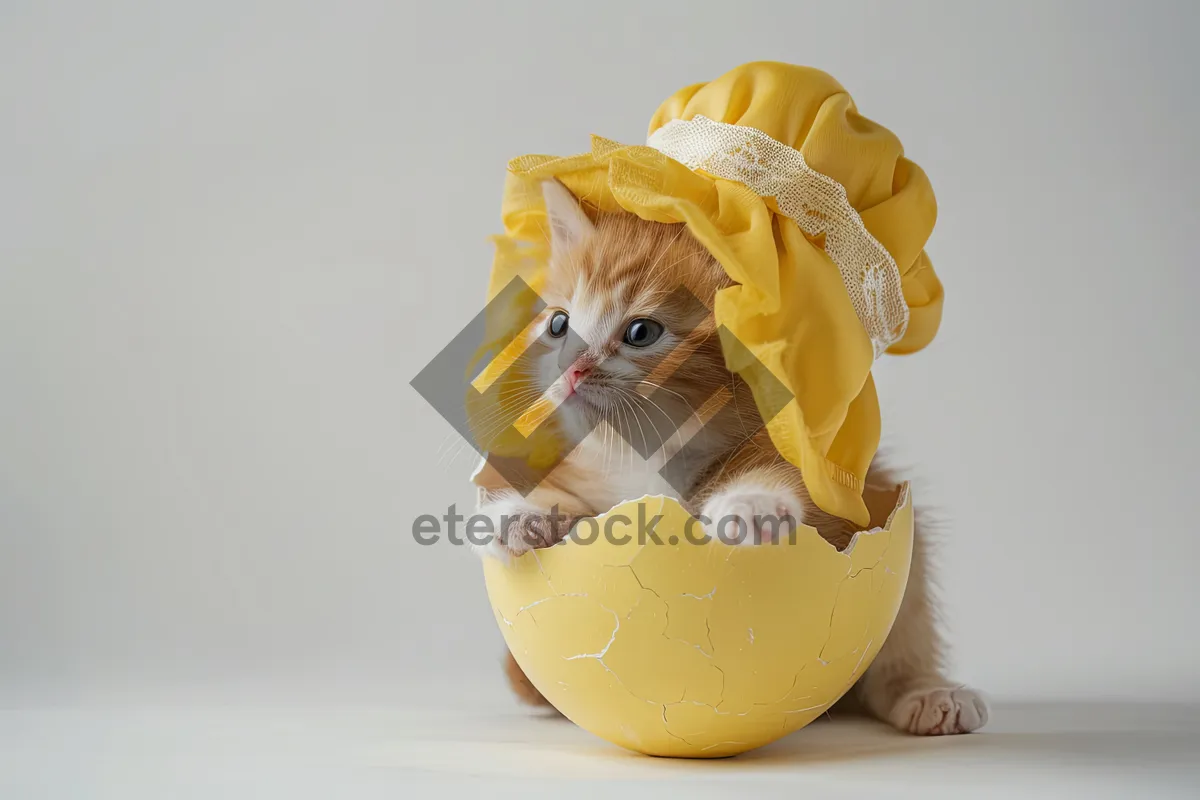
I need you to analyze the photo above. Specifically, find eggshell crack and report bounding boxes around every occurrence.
[482,485,913,757]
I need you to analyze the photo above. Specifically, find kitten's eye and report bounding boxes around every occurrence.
[623,318,664,348]
[547,310,569,338]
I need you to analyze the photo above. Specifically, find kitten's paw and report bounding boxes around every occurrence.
[471,497,570,562]
[701,486,802,546]
[888,686,989,735]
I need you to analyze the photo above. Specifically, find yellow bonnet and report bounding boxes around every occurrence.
[474,61,943,527]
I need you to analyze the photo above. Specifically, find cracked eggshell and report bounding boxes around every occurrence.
[482,483,914,758]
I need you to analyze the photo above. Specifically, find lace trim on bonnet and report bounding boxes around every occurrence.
[647,114,908,359]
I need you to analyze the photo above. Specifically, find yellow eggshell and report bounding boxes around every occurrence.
[482,484,914,758]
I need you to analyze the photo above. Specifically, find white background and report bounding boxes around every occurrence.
[2,0,1197,711]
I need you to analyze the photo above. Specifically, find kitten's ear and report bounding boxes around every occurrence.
[542,179,594,254]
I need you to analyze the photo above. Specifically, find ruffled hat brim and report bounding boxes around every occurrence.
[473,62,943,526]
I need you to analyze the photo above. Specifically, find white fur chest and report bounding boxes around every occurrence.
[563,423,683,514]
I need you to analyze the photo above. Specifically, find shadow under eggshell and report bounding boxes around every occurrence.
[482,484,914,758]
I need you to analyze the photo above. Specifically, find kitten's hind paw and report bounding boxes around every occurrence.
[889,686,989,735]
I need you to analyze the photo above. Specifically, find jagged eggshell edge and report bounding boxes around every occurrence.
[482,484,913,757]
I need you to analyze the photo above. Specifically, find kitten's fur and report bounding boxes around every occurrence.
[474,180,987,735]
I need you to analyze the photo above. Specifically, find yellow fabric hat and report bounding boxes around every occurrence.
[474,61,943,527]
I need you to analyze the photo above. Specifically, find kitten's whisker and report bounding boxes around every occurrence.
[613,387,654,457]
[642,394,689,458]
[468,394,546,429]
[603,416,615,475]
[618,391,650,462]
[612,395,632,474]
[634,380,698,414]
[466,396,549,441]
[618,387,686,462]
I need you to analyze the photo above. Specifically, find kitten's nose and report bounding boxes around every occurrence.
[566,365,591,393]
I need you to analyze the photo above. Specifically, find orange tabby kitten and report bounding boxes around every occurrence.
[473,179,988,735]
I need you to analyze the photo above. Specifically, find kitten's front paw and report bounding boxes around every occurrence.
[472,497,570,562]
[889,686,989,735]
[701,487,802,546]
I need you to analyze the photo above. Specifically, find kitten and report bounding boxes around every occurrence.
[473,179,988,736]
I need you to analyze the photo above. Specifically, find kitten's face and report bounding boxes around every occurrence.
[526,180,734,449]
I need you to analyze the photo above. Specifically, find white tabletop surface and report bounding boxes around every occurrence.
[3,684,1196,799]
